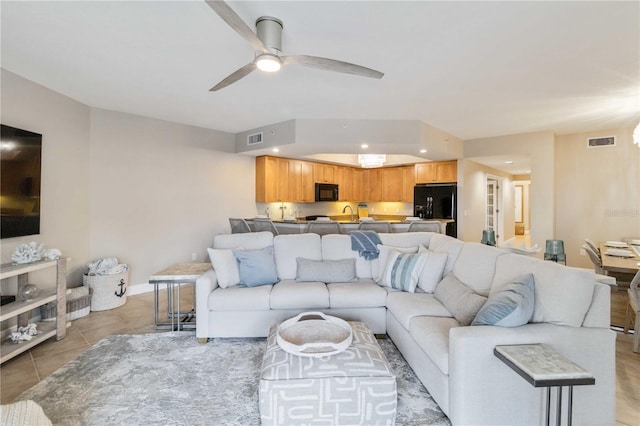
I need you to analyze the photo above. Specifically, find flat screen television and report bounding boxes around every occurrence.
[1,124,42,239]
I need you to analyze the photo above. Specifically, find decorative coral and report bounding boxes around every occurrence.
[11,242,51,264]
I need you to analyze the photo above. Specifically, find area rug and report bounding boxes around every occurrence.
[18,333,450,425]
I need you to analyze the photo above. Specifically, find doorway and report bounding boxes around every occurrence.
[486,175,503,243]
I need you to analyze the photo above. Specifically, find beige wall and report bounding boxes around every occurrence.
[555,128,640,269]
[1,70,256,294]
[89,109,256,287]
[1,69,91,286]
[458,159,515,244]
[464,131,555,251]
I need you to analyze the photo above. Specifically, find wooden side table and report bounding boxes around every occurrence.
[494,344,595,426]
[148,263,211,331]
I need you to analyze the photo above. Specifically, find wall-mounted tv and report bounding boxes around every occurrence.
[1,124,42,239]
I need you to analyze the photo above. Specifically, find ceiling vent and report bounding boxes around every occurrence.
[247,132,263,146]
[587,136,615,148]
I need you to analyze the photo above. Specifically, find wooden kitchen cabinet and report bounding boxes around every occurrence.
[352,168,366,202]
[288,160,315,203]
[415,160,457,183]
[256,156,290,202]
[336,166,353,201]
[382,167,403,202]
[313,163,337,183]
[366,169,383,202]
[401,165,416,202]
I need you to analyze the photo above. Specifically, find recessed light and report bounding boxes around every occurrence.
[420,149,427,154]
[272,148,279,153]
[361,144,368,149]
[505,160,513,164]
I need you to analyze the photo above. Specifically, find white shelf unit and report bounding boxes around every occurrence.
[0,258,67,364]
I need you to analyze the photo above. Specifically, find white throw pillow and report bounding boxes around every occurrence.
[378,251,427,293]
[417,246,448,293]
[207,248,240,288]
[373,245,419,282]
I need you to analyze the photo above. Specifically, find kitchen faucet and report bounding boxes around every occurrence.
[342,205,354,222]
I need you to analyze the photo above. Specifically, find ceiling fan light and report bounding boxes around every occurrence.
[256,54,281,72]
[358,154,386,168]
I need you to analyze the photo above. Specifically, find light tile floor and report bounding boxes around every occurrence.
[1,290,638,425]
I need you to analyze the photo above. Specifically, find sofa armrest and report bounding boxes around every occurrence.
[448,323,615,426]
[195,268,217,339]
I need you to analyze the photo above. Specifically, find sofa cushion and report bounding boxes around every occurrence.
[321,235,372,278]
[327,281,387,308]
[409,316,460,375]
[378,232,433,248]
[387,292,452,329]
[434,274,487,326]
[378,252,427,292]
[373,245,420,282]
[207,248,240,289]
[208,284,272,311]
[452,243,507,296]
[428,234,464,275]
[213,231,274,250]
[492,254,595,327]
[472,274,535,327]
[296,258,357,283]
[274,234,322,279]
[233,247,279,287]
[269,280,329,309]
[416,247,448,293]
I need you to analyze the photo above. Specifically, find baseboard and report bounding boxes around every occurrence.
[127,283,154,296]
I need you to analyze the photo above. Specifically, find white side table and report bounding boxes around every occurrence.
[494,344,595,426]
[148,263,211,331]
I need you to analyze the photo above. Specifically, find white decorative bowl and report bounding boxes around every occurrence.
[276,312,353,358]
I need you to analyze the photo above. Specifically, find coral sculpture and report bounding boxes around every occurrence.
[9,324,39,343]
[11,242,45,264]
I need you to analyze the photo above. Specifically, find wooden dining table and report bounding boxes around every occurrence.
[599,242,640,273]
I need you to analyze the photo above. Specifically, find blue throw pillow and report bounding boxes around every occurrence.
[472,274,535,327]
[232,247,279,287]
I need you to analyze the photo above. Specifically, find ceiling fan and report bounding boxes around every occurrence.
[205,0,384,92]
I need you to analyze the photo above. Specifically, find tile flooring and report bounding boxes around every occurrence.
[1,289,639,425]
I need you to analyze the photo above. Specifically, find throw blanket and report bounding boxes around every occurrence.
[350,231,382,260]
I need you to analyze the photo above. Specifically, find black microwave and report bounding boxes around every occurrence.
[315,183,339,202]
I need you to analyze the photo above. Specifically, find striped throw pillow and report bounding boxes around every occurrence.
[379,251,427,292]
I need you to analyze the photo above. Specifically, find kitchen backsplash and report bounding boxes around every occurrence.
[255,202,414,220]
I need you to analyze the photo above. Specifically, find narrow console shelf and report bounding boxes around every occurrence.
[0,258,67,364]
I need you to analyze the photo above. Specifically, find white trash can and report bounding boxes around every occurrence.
[83,271,128,311]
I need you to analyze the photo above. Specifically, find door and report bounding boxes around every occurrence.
[486,176,502,241]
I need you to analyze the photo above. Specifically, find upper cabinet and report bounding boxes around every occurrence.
[256,156,457,203]
[415,160,457,184]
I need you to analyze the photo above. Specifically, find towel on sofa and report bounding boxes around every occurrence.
[350,231,382,260]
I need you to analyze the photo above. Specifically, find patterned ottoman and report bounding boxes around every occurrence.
[259,321,397,425]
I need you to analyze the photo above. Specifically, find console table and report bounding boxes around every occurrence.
[148,263,211,331]
[0,258,67,364]
[494,344,595,426]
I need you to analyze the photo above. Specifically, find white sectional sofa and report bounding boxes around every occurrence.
[195,231,615,426]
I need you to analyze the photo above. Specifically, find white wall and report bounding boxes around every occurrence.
[1,69,91,286]
[89,109,256,287]
[555,127,640,269]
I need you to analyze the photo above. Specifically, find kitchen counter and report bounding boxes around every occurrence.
[246,218,452,234]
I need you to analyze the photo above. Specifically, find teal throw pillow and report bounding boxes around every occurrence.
[379,252,427,293]
[232,246,279,287]
[472,274,535,327]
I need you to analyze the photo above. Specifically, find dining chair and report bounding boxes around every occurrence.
[582,243,604,274]
[252,218,279,235]
[584,238,600,255]
[306,221,341,236]
[407,221,442,233]
[624,269,640,353]
[228,218,251,234]
[358,221,391,233]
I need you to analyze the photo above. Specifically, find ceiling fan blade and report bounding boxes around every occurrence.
[281,55,384,79]
[210,63,257,91]
[205,0,268,54]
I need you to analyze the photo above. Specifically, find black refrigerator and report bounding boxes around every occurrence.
[414,183,457,238]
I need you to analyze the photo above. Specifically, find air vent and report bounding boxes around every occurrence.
[587,136,615,148]
[247,132,263,146]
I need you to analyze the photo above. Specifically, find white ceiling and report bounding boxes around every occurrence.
[1,0,639,174]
